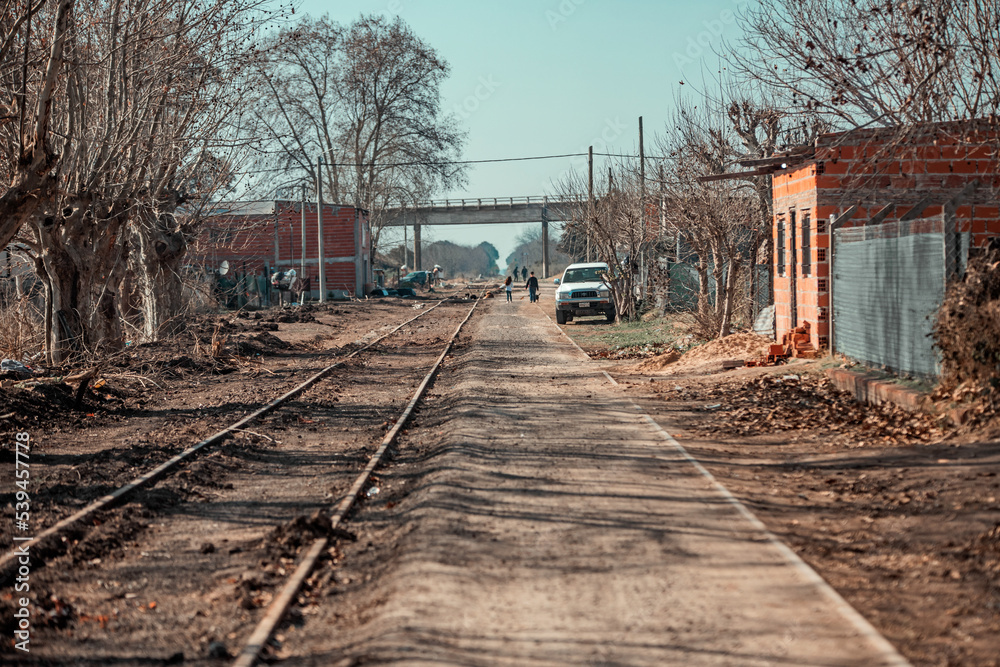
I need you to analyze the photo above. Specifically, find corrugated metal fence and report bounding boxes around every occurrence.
[832,218,968,378]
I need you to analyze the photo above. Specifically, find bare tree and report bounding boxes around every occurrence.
[0,0,74,251]
[645,92,794,338]
[728,0,1000,148]
[2,0,272,360]
[555,165,655,322]
[128,3,269,340]
[253,14,466,264]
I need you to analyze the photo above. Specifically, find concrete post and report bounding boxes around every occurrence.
[300,185,307,296]
[414,223,422,270]
[316,157,325,303]
[541,201,549,279]
[587,146,593,262]
[354,208,362,296]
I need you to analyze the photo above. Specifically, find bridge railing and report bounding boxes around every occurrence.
[395,195,584,211]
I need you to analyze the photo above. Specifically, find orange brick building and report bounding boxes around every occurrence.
[757,122,1000,350]
[194,200,372,298]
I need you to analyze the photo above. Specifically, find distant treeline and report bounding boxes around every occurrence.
[380,240,500,278]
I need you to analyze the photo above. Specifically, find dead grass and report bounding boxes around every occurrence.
[0,295,44,361]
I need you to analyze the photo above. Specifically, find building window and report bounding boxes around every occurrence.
[817,248,827,262]
[817,218,827,234]
[777,218,786,276]
[801,211,811,277]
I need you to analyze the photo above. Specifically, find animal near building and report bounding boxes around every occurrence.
[195,200,372,299]
[749,121,1000,373]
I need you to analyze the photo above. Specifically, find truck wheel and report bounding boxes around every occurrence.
[605,309,616,323]
[555,310,566,324]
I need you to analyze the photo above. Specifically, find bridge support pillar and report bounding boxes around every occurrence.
[541,219,549,279]
[414,223,422,270]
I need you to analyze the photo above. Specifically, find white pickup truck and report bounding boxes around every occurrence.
[554,262,615,324]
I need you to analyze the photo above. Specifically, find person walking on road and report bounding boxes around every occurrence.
[504,275,513,303]
[521,266,528,282]
[525,271,539,303]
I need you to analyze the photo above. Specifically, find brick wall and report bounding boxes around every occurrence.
[772,165,827,347]
[771,124,1000,349]
[193,201,369,296]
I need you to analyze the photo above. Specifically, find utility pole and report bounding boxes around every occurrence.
[639,115,646,301]
[639,116,646,203]
[316,157,326,303]
[300,184,307,292]
[659,161,668,315]
[658,163,666,234]
[587,145,594,263]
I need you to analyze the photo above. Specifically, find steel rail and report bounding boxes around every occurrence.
[232,295,482,667]
[0,301,451,574]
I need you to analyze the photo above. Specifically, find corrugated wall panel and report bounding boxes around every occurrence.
[832,231,966,377]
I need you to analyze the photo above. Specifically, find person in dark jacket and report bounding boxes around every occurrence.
[521,266,528,281]
[525,271,539,302]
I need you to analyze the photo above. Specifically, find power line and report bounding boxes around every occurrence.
[319,151,678,167]
[319,152,588,168]
[241,150,679,176]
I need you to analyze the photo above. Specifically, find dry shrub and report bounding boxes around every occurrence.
[0,292,44,360]
[933,240,1000,412]
[686,306,726,342]
[680,275,757,342]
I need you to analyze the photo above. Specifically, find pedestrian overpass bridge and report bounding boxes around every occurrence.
[383,196,581,278]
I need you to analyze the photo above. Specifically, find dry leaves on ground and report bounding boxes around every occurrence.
[676,374,950,446]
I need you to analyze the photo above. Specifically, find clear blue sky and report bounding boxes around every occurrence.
[296,0,749,263]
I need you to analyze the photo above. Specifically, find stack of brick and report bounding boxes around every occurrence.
[781,321,819,359]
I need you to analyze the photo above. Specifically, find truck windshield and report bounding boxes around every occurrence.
[562,267,605,283]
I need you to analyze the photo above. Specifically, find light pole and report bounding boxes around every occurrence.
[316,156,325,303]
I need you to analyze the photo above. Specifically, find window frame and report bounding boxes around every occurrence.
[801,211,812,277]
[776,217,786,277]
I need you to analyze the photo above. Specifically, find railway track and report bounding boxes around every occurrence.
[0,297,465,574]
[232,296,480,667]
[1,293,482,664]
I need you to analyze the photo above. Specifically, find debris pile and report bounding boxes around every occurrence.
[933,240,1000,426]
[634,349,682,371]
[592,342,676,361]
[677,332,772,366]
[263,510,356,558]
[631,332,771,374]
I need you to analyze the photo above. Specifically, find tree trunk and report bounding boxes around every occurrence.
[696,255,710,317]
[711,243,725,316]
[135,213,189,341]
[36,210,127,362]
[718,258,739,338]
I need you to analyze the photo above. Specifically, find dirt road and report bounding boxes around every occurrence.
[288,298,909,665]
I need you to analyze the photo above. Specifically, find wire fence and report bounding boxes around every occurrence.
[832,217,969,378]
